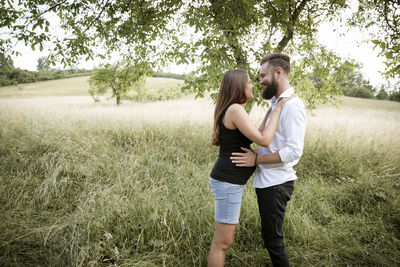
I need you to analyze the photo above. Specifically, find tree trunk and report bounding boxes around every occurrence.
[113,88,121,105]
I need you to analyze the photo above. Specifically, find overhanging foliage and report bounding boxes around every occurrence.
[2,0,398,109]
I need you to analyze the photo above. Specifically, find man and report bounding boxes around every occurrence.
[231,52,307,267]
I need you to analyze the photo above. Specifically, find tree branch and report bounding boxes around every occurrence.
[38,0,69,17]
[276,0,309,52]
[383,0,400,37]
[81,0,110,35]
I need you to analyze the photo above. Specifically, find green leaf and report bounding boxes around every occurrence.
[371,40,380,45]
[384,52,393,59]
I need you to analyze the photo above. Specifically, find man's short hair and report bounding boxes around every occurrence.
[260,53,291,74]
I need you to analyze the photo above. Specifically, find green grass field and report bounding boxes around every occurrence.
[0,77,399,266]
[0,76,183,99]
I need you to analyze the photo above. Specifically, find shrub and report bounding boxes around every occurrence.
[0,68,92,87]
[343,86,374,98]
[376,88,389,100]
[13,69,37,83]
[0,74,14,86]
[389,90,400,102]
[152,72,186,80]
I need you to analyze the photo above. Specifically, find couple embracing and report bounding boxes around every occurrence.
[208,53,307,267]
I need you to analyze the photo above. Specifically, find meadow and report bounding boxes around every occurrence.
[0,77,399,266]
[0,76,183,99]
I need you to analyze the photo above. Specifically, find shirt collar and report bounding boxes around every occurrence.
[271,87,294,104]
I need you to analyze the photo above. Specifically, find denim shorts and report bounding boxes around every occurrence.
[209,177,244,224]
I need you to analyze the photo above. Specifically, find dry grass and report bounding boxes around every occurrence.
[0,94,213,126]
[308,97,400,145]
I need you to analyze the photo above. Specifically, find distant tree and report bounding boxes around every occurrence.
[36,56,49,72]
[332,60,376,99]
[89,61,151,105]
[376,86,389,100]
[388,81,400,102]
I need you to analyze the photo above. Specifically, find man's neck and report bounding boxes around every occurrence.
[275,80,290,99]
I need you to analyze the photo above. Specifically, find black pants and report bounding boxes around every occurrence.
[256,180,295,267]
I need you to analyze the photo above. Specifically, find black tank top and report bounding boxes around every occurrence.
[210,104,256,185]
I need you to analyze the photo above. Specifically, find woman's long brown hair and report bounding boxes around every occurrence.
[212,69,248,146]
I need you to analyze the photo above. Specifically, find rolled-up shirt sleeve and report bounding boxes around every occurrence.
[278,102,307,164]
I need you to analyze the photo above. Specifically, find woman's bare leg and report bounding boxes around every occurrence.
[208,222,237,267]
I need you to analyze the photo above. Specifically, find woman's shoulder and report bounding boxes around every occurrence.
[223,103,246,128]
[226,103,245,114]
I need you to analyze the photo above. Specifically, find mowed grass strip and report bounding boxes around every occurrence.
[0,87,399,266]
[0,76,91,98]
[0,76,183,99]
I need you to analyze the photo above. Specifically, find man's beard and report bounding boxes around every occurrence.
[262,75,278,100]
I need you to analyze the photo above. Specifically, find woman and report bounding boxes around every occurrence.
[208,69,292,267]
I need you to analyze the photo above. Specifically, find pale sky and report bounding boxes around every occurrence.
[317,22,389,89]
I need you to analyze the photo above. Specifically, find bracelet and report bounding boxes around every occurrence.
[254,153,257,166]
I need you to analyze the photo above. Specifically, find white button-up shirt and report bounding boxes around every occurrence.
[253,87,307,188]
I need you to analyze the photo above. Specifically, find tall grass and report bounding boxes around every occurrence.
[0,94,399,266]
